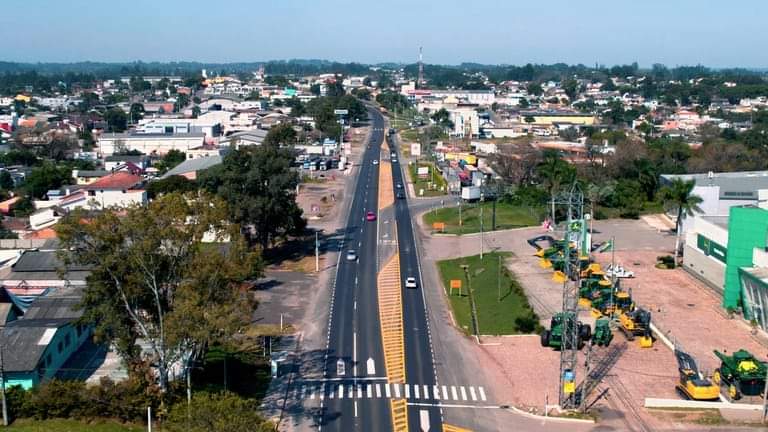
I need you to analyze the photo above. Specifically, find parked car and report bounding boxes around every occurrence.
[346,250,357,261]
[405,277,417,289]
[366,211,376,221]
[605,263,634,278]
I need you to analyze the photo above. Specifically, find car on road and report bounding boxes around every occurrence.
[396,183,403,189]
[346,250,357,261]
[396,191,404,199]
[392,158,398,163]
[405,277,417,289]
[372,159,379,165]
[366,211,376,221]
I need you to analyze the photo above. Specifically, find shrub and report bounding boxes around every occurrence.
[164,392,273,432]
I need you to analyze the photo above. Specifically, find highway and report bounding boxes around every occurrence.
[320,107,390,431]
[388,133,443,431]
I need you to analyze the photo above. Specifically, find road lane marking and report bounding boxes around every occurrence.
[404,384,410,399]
[394,383,401,398]
[423,385,429,399]
[348,385,354,399]
[442,385,449,400]
[357,384,362,399]
[419,410,430,432]
[470,387,477,401]
[376,384,382,398]
[367,358,376,375]
[354,401,358,417]
[320,383,325,400]
[414,384,420,399]
[479,387,487,401]
[300,386,306,399]
[451,386,458,401]
[366,384,372,398]
[385,383,391,398]
[460,386,467,401]
[433,385,441,400]
[338,384,343,399]
[310,386,315,399]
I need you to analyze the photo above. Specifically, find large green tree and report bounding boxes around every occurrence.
[56,193,261,394]
[24,162,72,198]
[104,108,128,132]
[660,178,703,263]
[198,146,306,248]
[263,123,297,147]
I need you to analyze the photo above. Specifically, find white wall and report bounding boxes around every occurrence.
[99,136,204,156]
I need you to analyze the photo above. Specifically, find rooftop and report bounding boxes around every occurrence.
[100,132,205,139]
[85,172,142,190]
[161,155,222,179]
[661,170,768,201]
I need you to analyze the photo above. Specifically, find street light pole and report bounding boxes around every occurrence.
[480,193,485,260]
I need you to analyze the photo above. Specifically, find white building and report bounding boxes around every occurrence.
[98,133,206,157]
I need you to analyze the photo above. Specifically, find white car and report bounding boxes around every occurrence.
[346,250,357,261]
[405,277,417,289]
[372,159,379,165]
[605,263,634,278]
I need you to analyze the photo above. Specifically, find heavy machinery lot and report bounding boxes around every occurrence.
[420,216,768,430]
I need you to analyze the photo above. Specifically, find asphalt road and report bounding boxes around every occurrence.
[320,107,390,431]
[388,135,443,431]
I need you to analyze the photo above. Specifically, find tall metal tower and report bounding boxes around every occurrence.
[553,184,585,409]
[417,47,424,89]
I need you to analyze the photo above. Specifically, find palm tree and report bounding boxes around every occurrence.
[660,178,703,263]
[586,181,615,233]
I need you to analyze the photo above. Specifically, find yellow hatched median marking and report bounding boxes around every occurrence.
[378,251,408,431]
[378,160,394,210]
[443,424,473,432]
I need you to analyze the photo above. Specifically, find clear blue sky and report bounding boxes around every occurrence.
[3,0,768,68]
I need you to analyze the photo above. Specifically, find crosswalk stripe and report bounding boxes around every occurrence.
[405,384,410,399]
[376,384,382,398]
[329,388,334,399]
[433,385,441,400]
[310,386,316,399]
[423,385,429,399]
[442,386,449,400]
[385,384,391,398]
[348,385,354,399]
[301,386,307,399]
[320,384,325,400]
[366,384,372,398]
[470,387,477,401]
[451,386,458,401]
[460,386,467,401]
[414,384,420,399]
[479,387,487,401]
[338,384,343,399]
[394,384,401,398]
[357,384,362,399]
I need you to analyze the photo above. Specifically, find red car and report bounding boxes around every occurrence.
[366,211,376,221]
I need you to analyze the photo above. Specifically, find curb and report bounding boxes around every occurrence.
[504,406,596,424]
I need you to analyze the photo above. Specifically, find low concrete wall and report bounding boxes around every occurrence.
[0,239,50,249]
[645,397,760,411]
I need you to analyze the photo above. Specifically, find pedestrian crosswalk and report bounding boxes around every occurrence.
[293,382,488,403]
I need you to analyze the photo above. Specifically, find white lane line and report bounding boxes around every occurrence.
[353,332,357,376]
[329,387,334,399]
[348,385,354,399]
[375,384,382,398]
[394,384,401,398]
[442,385,449,400]
[354,401,358,417]
[357,384,363,399]
[423,385,429,399]
[385,383,391,398]
[404,384,410,399]
[479,387,487,401]
[414,384,420,399]
[451,386,458,401]
[320,383,325,400]
[470,386,477,401]
[310,386,316,399]
[460,386,467,401]
[338,384,343,399]
[366,384,372,398]
[433,385,441,400]
[354,301,357,310]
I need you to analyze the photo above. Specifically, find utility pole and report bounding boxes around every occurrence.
[315,231,320,272]
[497,254,501,302]
[480,193,485,260]
[458,200,463,234]
[147,406,152,432]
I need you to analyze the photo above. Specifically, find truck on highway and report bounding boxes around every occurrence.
[461,186,481,202]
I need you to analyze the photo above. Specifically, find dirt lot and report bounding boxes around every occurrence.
[419,215,768,431]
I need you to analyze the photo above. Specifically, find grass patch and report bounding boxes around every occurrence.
[400,128,419,141]
[193,346,271,400]
[9,419,142,431]
[408,162,447,197]
[424,201,542,234]
[437,252,541,335]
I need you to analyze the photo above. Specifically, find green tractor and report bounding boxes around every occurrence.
[591,318,613,347]
[540,312,591,350]
[713,349,768,400]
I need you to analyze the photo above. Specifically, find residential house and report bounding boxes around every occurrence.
[226,130,268,148]
[104,155,150,171]
[0,250,89,310]
[160,155,222,181]
[98,132,205,157]
[57,172,146,211]
[71,170,109,185]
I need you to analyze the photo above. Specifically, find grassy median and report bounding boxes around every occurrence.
[424,201,542,234]
[437,252,541,335]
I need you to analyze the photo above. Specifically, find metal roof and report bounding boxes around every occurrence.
[661,170,768,201]
[161,155,222,179]
[12,251,90,273]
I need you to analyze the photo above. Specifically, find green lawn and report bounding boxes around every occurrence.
[437,252,541,335]
[408,162,447,197]
[399,128,419,141]
[9,419,142,432]
[424,201,542,234]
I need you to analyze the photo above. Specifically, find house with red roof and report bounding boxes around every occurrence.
[57,172,146,212]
